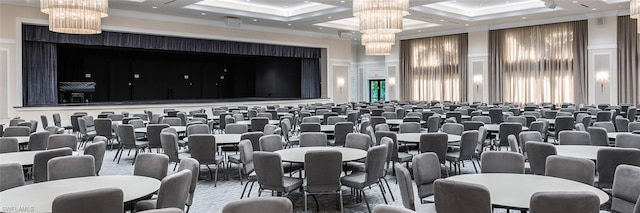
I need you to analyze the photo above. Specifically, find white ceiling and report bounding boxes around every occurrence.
[4,0,631,40]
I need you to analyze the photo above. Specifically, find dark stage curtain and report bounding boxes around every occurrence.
[301,59,321,99]
[23,41,58,106]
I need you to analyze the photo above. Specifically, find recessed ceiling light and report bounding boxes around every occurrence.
[572,0,578,3]
[592,8,597,10]
[341,0,345,3]
[304,0,308,2]
[522,17,527,19]
[287,23,292,26]
[418,30,422,32]
[152,6,157,9]
[440,19,444,22]
[201,13,206,15]
[354,38,358,40]
[465,24,469,26]
[328,16,332,19]
[253,19,257,21]
[318,27,323,30]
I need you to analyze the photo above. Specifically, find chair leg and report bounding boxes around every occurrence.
[361,189,372,213]
[381,177,395,201]
[132,148,139,165]
[214,164,219,187]
[338,190,344,213]
[304,191,308,212]
[378,182,388,204]
[312,195,319,212]
[471,160,479,173]
[238,165,244,185]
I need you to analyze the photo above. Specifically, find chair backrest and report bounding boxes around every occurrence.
[40,115,49,129]
[394,162,417,210]
[446,112,462,123]
[596,111,612,122]
[223,123,247,134]
[154,170,192,210]
[555,116,576,133]
[629,122,640,132]
[434,179,492,213]
[334,122,354,147]
[545,155,594,185]
[116,124,137,148]
[34,147,73,183]
[134,153,169,181]
[147,124,170,149]
[47,155,96,181]
[160,132,180,163]
[462,121,484,131]
[188,134,218,165]
[299,122,321,133]
[612,165,640,213]
[398,122,421,133]
[419,133,448,164]
[616,133,640,149]
[558,131,591,145]
[253,151,286,190]
[263,124,278,135]
[506,116,527,126]
[498,122,522,147]
[305,150,342,193]
[597,147,640,189]
[162,117,182,126]
[525,141,557,175]
[460,131,480,160]
[186,124,209,136]
[259,135,284,152]
[489,108,503,124]
[0,163,25,192]
[426,116,440,133]
[0,138,19,153]
[345,133,370,151]
[529,191,600,213]
[3,126,30,137]
[27,131,50,151]
[586,127,609,146]
[84,140,106,174]
[593,121,615,132]
[373,205,415,213]
[381,112,397,119]
[412,153,441,201]
[242,132,264,152]
[375,123,390,132]
[529,121,547,139]
[48,134,78,151]
[238,140,254,174]
[471,116,491,124]
[616,117,630,132]
[442,123,464,136]
[299,132,327,147]
[480,151,525,174]
[221,197,293,213]
[52,188,123,213]
[518,131,542,154]
[365,144,388,184]
[177,158,200,206]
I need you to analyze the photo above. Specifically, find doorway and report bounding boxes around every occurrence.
[369,79,386,102]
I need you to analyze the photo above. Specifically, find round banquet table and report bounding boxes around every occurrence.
[275,147,367,163]
[555,145,609,160]
[396,133,461,143]
[386,119,426,125]
[446,173,609,209]
[0,151,78,166]
[483,124,529,132]
[183,134,242,145]
[2,136,30,144]
[607,132,632,139]
[236,120,280,126]
[0,175,161,213]
[135,126,186,134]
[320,125,335,132]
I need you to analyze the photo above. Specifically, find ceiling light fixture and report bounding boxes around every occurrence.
[40,0,108,34]
[365,43,393,56]
[354,0,409,55]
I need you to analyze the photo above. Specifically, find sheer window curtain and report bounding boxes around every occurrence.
[489,21,587,105]
[618,16,639,105]
[399,34,468,102]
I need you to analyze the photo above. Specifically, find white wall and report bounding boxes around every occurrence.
[0,3,352,123]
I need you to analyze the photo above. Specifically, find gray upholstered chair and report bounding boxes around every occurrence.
[242,132,264,152]
[441,123,464,136]
[345,133,371,151]
[395,162,437,212]
[48,134,77,151]
[162,117,182,127]
[188,134,223,186]
[426,116,440,132]
[611,165,640,213]
[373,204,418,213]
[326,116,346,125]
[148,124,170,151]
[525,141,557,175]
[462,121,484,131]
[558,131,591,145]
[51,188,123,213]
[529,191,600,213]
[34,147,73,183]
[587,127,609,146]
[518,131,542,156]
[253,151,303,197]
[301,116,321,124]
[135,170,192,212]
[434,179,492,213]
[135,153,169,181]
[616,133,640,149]
[27,131,50,151]
[616,117,630,132]
[0,138,19,153]
[115,124,149,164]
[507,134,519,153]
[419,133,449,176]
[300,122,321,133]
[221,197,293,213]
[250,117,269,132]
[412,153,441,204]
[333,122,354,146]
[545,155,595,185]
[496,122,522,149]
[263,124,278,135]
[629,122,640,132]
[186,124,209,136]
[597,147,640,189]
[365,126,377,146]
[593,121,616,132]
[84,140,106,175]
[259,134,284,152]
[375,123,391,132]
[399,122,421,133]
[160,132,181,171]
[47,155,96,181]
[177,158,199,213]
[225,123,248,134]
[506,116,527,126]
[0,163,25,192]
[446,130,480,174]
[299,132,327,147]
[341,144,389,213]
[304,150,343,212]
[236,140,257,199]
[489,108,503,124]
[480,151,525,174]
[472,115,491,124]
[94,118,115,145]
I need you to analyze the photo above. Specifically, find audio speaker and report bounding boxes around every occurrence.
[597,17,605,26]
[225,17,242,27]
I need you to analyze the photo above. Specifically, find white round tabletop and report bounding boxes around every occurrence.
[275,147,367,163]
[446,173,609,209]
[386,119,426,125]
[311,115,348,120]
[135,126,186,134]
[607,132,632,139]
[396,133,461,143]
[320,125,335,132]
[555,145,608,160]
[483,124,529,132]
[183,134,242,145]
[0,151,79,166]
[2,136,30,144]
[236,120,280,126]
[0,175,160,213]
[112,120,149,126]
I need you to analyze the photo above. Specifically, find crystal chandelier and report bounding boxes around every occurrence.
[354,0,409,55]
[41,0,109,34]
[631,0,640,33]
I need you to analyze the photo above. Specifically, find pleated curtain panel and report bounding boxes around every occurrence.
[399,33,468,102]
[488,20,588,105]
[618,16,640,105]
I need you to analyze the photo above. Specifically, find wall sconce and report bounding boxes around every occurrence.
[337,78,345,93]
[473,75,483,89]
[388,77,396,88]
[596,71,609,92]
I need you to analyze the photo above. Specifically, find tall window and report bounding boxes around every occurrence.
[489,21,588,105]
[400,34,468,102]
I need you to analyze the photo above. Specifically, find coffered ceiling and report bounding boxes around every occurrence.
[4,0,631,40]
